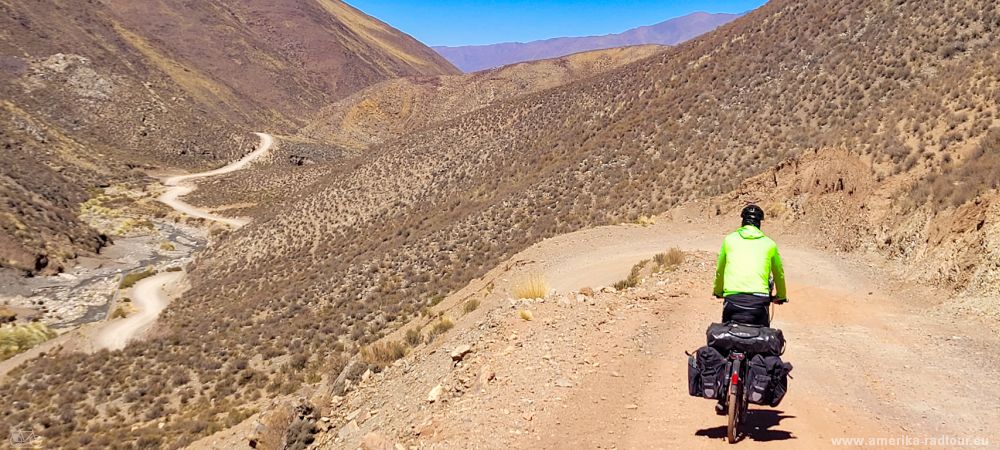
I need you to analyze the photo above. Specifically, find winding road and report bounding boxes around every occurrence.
[160,132,274,228]
[94,132,274,350]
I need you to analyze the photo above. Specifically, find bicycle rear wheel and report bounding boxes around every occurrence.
[726,362,741,443]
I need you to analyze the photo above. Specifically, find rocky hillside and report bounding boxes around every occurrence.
[435,11,740,72]
[0,0,456,274]
[3,0,1000,447]
[300,45,666,150]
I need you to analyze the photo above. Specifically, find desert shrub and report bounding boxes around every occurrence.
[425,317,454,343]
[160,241,176,251]
[614,259,648,290]
[359,340,407,368]
[120,267,157,289]
[513,274,549,299]
[910,127,1000,208]
[634,215,656,226]
[519,309,534,321]
[0,323,57,360]
[463,298,480,314]
[165,266,183,273]
[284,418,316,450]
[654,247,685,271]
[404,327,423,346]
[110,306,129,319]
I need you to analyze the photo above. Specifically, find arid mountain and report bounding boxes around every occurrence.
[0,0,455,274]
[102,0,458,126]
[300,45,666,150]
[4,0,1000,448]
[434,12,740,72]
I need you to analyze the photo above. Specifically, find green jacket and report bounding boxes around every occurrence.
[713,225,787,299]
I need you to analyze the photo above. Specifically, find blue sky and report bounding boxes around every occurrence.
[350,1,768,47]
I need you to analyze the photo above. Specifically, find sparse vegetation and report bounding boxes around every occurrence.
[119,267,157,289]
[160,241,176,251]
[634,215,656,226]
[654,248,685,272]
[404,327,423,346]
[359,340,408,368]
[6,0,1000,446]
[0,323,57,360]
[513,274,549,299]
[519,309,534,321]
[110,306,129,319]
[426,316,455,342]
[463,298,480,314]
[615,260,649,290]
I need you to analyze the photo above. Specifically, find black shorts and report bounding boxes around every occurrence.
[723,294,771,327]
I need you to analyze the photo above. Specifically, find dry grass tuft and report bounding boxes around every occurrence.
[635,215,656,227]
[654,247,685,271]
[463,299,480,314]
[425,316,455,343]
[1,323,57,360]
[359,340,407,368]
[119,267,157,289]
[519,309,534,321]
[614,260,648,290]
[513,274,549,299]
[404,327,423,346]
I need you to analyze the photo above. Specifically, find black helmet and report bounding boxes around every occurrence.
[741,204,764,228]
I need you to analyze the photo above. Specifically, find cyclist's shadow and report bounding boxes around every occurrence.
[694,410,796,442]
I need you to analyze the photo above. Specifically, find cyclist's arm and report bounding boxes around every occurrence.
[771,247,787,300]
[713,243,727,298]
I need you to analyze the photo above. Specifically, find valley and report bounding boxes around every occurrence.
[1,0,999,448]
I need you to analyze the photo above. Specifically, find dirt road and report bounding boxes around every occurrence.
[518,219,999,448]
[313,207,1000,449]
[93,271,185,350]
[160,132,274,228]
[93,133,273,350]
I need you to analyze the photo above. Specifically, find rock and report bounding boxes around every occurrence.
[554,378,574,388]
[580,287,595,297]
[479,366,496,386]
[362,369,373,382]
[0,307,15,323]
[361,432,395,450]
[624,404,639,410]
[337,420,361,440]
[414,418,437,437]
[450,344,473,362]
[427,385,444,403]
[602,286,618,294]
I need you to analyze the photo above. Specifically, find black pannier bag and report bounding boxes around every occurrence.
[688,346,727,399]
[746,354,793,406]
[706,322,785,355]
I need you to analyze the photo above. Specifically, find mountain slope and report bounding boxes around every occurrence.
[4,0,1000,447]
[0,0,456,274]
[434,12,740,72]
[300,45,666,150]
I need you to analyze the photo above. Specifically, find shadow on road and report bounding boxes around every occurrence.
[695,410,796,442]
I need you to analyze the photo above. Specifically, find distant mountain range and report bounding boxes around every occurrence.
[434,11,742,72]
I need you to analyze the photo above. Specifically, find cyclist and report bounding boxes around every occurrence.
[712,204,788,327]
